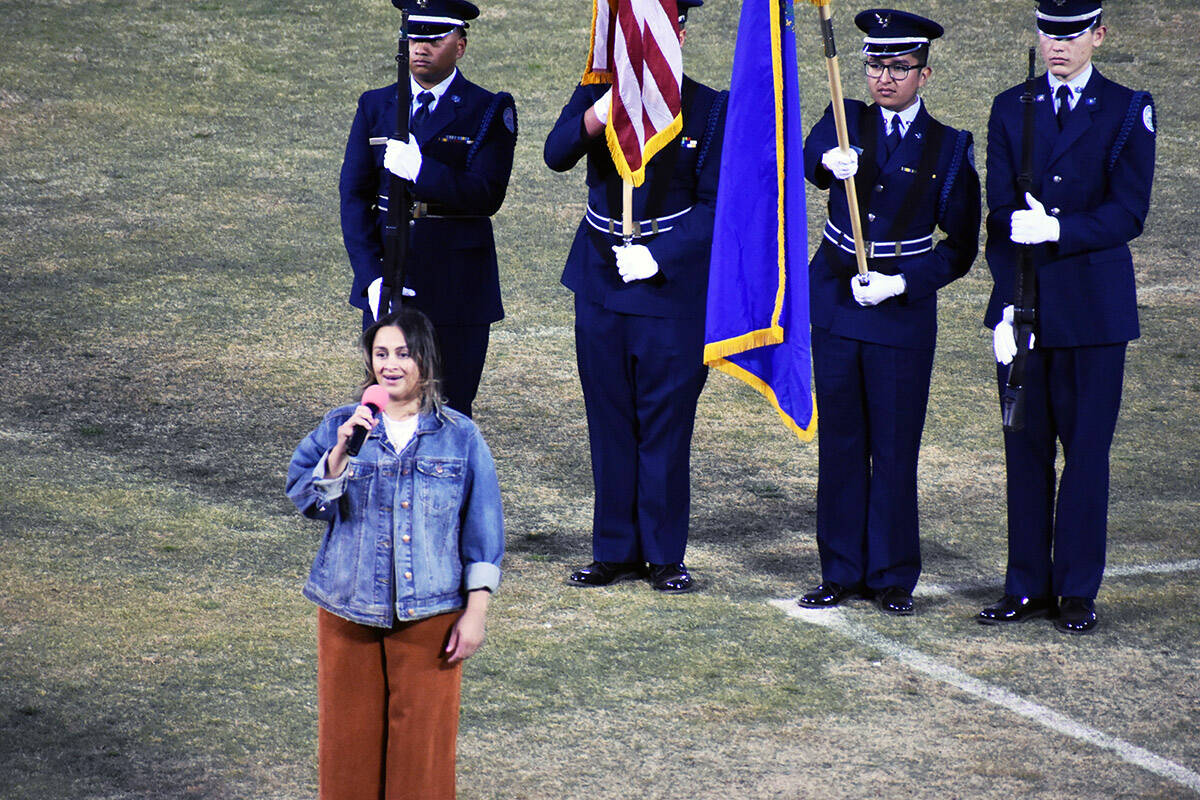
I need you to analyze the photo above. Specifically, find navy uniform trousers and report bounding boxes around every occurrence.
[985,69,1155,600]
[340,71,517,417]
[575,298,707,565]
[995,344,1126,600]
[805,99,980,592]
[545,78,726,565]
[812,328,935,591]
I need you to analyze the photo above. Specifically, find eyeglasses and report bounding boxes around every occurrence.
[863,61,926,80]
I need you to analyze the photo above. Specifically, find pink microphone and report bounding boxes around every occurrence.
[346,384,391,457]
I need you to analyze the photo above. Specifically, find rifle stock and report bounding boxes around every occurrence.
[380,9,412,319]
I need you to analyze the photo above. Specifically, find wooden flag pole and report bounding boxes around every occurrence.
[622,180,634,244]
[810,0,869,282]
[628,179,638,242]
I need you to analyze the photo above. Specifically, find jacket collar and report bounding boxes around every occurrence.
[874,100,931,170]
[409,68,458,109]
[414,70,468,143]
[1041,66,1105,166]
[391,70,468,143]
[367,407,447,451]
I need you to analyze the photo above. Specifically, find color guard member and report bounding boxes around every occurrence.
[796,9,980,617]
[978,0,1155,634]
[340,0,517,417]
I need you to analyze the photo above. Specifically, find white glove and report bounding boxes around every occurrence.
[383,135,423,181]
[992,304,1036,365]
[368,277,383,318]
[367,277,415,318]
[612,244,659,283]
[821,147,859,181]
[850,271,905,306]
[1010,192,1060,244]
[591,88,613,126]
[993,305,1017,365]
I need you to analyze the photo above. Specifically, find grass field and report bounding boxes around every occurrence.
[1,0,1198,797]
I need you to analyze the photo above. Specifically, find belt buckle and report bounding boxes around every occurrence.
[866,241,877,259]
[614,220,641,239]
[894,241,903,257]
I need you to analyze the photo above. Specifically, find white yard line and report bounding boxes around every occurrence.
[917,558,1200,599]
[769,599,1200,795]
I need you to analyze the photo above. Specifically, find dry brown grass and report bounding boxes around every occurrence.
[1,0,1197,797]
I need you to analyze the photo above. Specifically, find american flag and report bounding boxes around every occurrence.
[583,0,683,187]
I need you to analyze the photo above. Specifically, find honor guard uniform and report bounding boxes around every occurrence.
[543,0,726,593]
[978,0,1155,634]
[796,9,980,617]
[340,0,517,417]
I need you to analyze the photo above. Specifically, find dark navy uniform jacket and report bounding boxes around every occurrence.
[984,69,1155,347]
[543,77,726,320]
[805,99,980,350]
[340,71,516,325]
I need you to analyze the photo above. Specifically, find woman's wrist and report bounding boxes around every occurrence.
[463,588,491,615]
[325,444,348,478]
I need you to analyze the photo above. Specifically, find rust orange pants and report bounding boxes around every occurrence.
[317,608,462,800]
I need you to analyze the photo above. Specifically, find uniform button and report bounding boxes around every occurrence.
[404,571,412,580]
[402,468,409,475]
[435,466,443,474]
[867,212,876,222]
[874,184,884,192]
[400,501,410,509]
[407,609,416,616]
[1050,208,1060,216]
[1052,175,1062,183]
[402,534,411,543]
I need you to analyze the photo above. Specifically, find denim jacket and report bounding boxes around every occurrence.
[286,404,504,627]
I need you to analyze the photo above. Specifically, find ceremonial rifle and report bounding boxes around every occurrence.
[806,0,870,284]
[379,7,412,319]
[1000,47,1038,432]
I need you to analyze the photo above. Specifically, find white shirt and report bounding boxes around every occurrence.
[880,96,923,139]
[409,69,458,118]
[1048,63,1093,111]
[380,411,419,452]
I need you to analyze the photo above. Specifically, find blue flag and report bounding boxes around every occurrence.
[703,0,814,441]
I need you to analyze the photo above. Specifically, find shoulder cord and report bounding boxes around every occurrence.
[465,91,515,169]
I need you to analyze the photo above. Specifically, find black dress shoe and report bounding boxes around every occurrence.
[977,594,1057,625]
[796,581,861,608]
[1054,597,1098,635]
[878,586,914,616]
[567,561,645,586]
[648,563,694,593]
